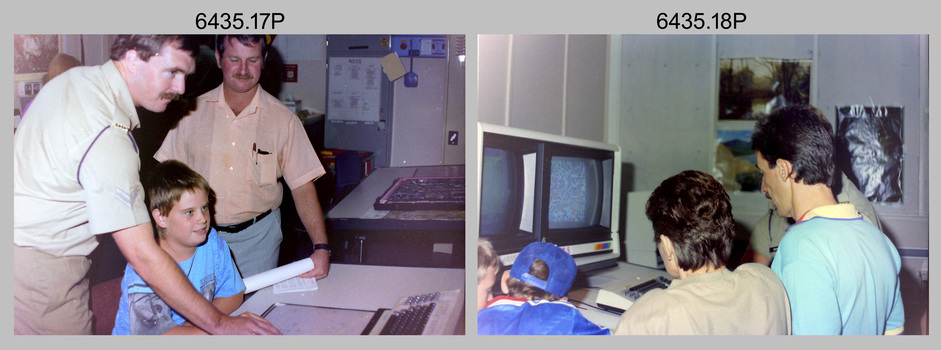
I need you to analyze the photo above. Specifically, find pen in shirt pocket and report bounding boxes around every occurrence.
[255,146,270,165]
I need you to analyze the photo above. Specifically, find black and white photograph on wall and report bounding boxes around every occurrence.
[13,34,60,78]
[834,105,904,204]
[718,57,811,120]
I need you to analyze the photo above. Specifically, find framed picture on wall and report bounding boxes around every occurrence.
[718,57,811,120]
[714,121,761,192]
[14,34,61,81]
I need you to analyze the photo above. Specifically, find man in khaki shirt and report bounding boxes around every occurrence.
[156,35,330,279]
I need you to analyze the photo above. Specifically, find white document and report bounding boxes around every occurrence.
[243,258,315,293]
[273,276,319,294]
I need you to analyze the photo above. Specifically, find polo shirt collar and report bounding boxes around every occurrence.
[799,203,861,221]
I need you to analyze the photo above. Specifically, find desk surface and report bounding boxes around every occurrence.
[568,262,671,330]
[327,165,465,221]
[233,263,465,316]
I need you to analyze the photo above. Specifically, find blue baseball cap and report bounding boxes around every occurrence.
[509,242,577,297]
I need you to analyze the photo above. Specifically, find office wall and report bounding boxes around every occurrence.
[477,34,609,142]
[617,34,929,250]
[391,57,450,166]
[271,35,328,115]
[816,35,929,248]
[618,35,717,192]
[443,34,467,166]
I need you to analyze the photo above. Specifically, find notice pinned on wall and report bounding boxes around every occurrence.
[327,56,383,122]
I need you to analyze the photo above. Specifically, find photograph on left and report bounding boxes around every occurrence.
[13,34,466,335]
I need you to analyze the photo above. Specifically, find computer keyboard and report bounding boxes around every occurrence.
[370,289,464,335]
[596,276,672,314]
[623,275,671,300]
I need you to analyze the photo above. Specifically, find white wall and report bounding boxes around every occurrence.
[616,34,929,252]
[477,34,609,142]
[271,35,328,115]
[618,35,717,192]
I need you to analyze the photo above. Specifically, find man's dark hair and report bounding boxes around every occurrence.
[646,170,735,271]
[751,104,836,187]
[215,35,269,57]
[110,35,200,61]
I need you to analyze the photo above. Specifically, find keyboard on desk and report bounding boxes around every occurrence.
[596,276,672,314]
[365,289,464,335]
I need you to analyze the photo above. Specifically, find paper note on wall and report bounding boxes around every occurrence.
[327,56,383,122]
[380,52,406,82]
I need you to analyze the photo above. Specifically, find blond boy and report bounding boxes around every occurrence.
[477,238,502,311]
[113,160,257,335]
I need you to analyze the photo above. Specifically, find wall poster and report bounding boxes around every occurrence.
[14,34,60,81]
[718,57,811,120]
[714,127,760,192]
[834,105,904,204]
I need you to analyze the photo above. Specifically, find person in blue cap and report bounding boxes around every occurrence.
[477,241,609,335]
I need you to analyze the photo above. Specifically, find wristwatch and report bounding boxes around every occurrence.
[313,243,332,255]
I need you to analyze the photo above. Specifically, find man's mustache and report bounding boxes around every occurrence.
[160,92,180,100]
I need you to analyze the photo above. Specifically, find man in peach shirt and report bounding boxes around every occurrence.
[156,35,330,280]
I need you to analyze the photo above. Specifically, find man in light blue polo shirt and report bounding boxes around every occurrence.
[750,105,904,335]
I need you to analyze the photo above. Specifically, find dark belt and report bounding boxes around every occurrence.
[214,209,273,233]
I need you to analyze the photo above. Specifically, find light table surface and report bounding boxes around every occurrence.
[233,263,465,319]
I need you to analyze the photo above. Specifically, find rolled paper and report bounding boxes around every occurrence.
[243,258,315,293]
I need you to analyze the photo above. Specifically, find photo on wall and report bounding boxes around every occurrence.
[718,57,811,120]
[834,105,904,204]
[14,34,61,80]
[714,128,760,192]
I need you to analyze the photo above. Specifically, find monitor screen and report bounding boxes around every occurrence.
[479,148,515,236]
[548,156,601,229]
[477,123,621,272]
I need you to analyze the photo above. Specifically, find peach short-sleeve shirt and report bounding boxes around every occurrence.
[156,84,325,225]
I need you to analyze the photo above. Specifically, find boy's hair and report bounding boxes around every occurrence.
[145,160,212,239]
[505,258,560,301]
[477,238,502,284]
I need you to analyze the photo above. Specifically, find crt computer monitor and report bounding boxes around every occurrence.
[477,123,621,273]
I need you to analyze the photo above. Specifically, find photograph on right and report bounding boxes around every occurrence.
[473,34,928,336]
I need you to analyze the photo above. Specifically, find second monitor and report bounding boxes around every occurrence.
[477,123,621,272]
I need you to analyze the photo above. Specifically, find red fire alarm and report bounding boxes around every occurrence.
[283,64,298,83]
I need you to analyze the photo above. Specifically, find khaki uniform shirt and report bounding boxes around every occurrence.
[14,61,150,256]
